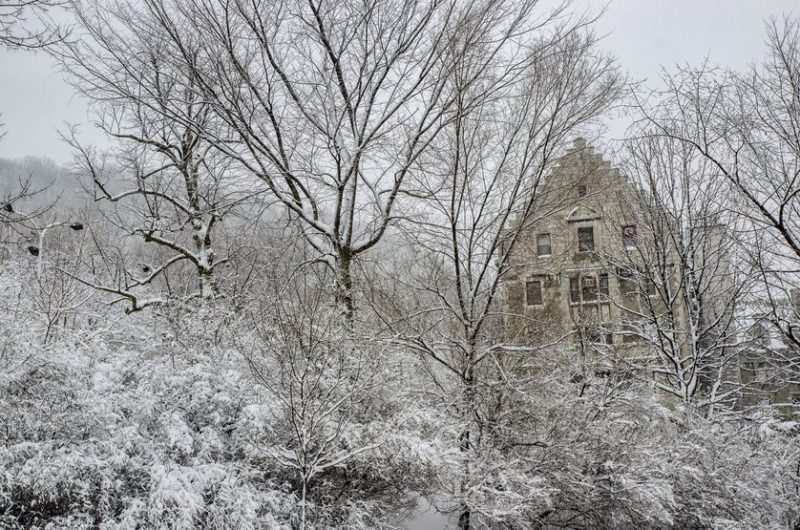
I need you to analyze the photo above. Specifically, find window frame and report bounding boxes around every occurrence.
[621,323,641,343]
[577,225,594,253]
[581,325,613,346]
[753,363,770,383]
[617,267,656,296]
[525,279,543,306]
[622,224,637,250]
[570,276,580,303]
[569,272,609,304]
[536,233,552,257]
[599,272,609,298]
[581,275,598,302]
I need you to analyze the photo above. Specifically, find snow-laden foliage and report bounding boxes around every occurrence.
[416,347,800,529]
[2,239,800,529]
[0,267,447,529]
[0,325,293,527]
[2,214,799,528]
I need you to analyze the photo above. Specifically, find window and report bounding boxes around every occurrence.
[618,269,637,295]
[599,272,609,297]
[617,268,655,296]
[582,276,598,301]
[570,273,606,303]
[570,276,580,303]
[583,326,613,345]
[577,184,588,198]
[622,224,637,249]
[526,280,543,306]
[577,226,594,252]
[536,233,551,256]
[585,327,602,344]
[753,363,770,383]
[644,277,656,296]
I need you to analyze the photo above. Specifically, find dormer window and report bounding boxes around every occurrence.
[577,184,588,198]
[577,226,594,252]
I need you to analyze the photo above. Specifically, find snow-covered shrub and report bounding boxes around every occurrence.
[458,351,800,530]
[0,260,441,528]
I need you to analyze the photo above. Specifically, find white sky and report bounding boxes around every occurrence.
[0,0,796,163]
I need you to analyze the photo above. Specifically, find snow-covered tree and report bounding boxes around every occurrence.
[636,16,800,382]
[369,17,623,527]
[608,134,749,413]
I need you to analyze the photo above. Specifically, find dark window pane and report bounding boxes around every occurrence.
[526,280,542,306]
[622,224,637,249]
[618,269,637,294]
[582,276,597,301]
[599,272,609,297]
[622,324,640,343]
[578,185,588,198]
[570,276,580,303]
[620,279,636,294]
[536,233,551,256]
[623,332,639,343]
[578,226,594,252]
[584,326,610,345]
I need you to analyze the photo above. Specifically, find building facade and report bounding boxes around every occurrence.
[502,138,800,414]
[503,138,750,407]
[502,139,667,362]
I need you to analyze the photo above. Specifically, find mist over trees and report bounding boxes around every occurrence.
[1,2,800,529]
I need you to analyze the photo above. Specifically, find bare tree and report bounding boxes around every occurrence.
[369,18,622,527]
[239,261,387,529]
[0,0,68,49]
[57,0,561,322]
[62,131,242,312]
[635,15,800,402]
[55,15,258,311]
[611,134,749,414]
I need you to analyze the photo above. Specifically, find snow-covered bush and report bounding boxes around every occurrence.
[454,352,800,529]
[0,261,444,529]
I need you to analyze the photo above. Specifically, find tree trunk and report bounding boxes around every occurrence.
[458,362,476,530]
[336,250,355,324]
[192,219,216,300]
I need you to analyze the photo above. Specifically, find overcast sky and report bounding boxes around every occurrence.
[0,0,796,163]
